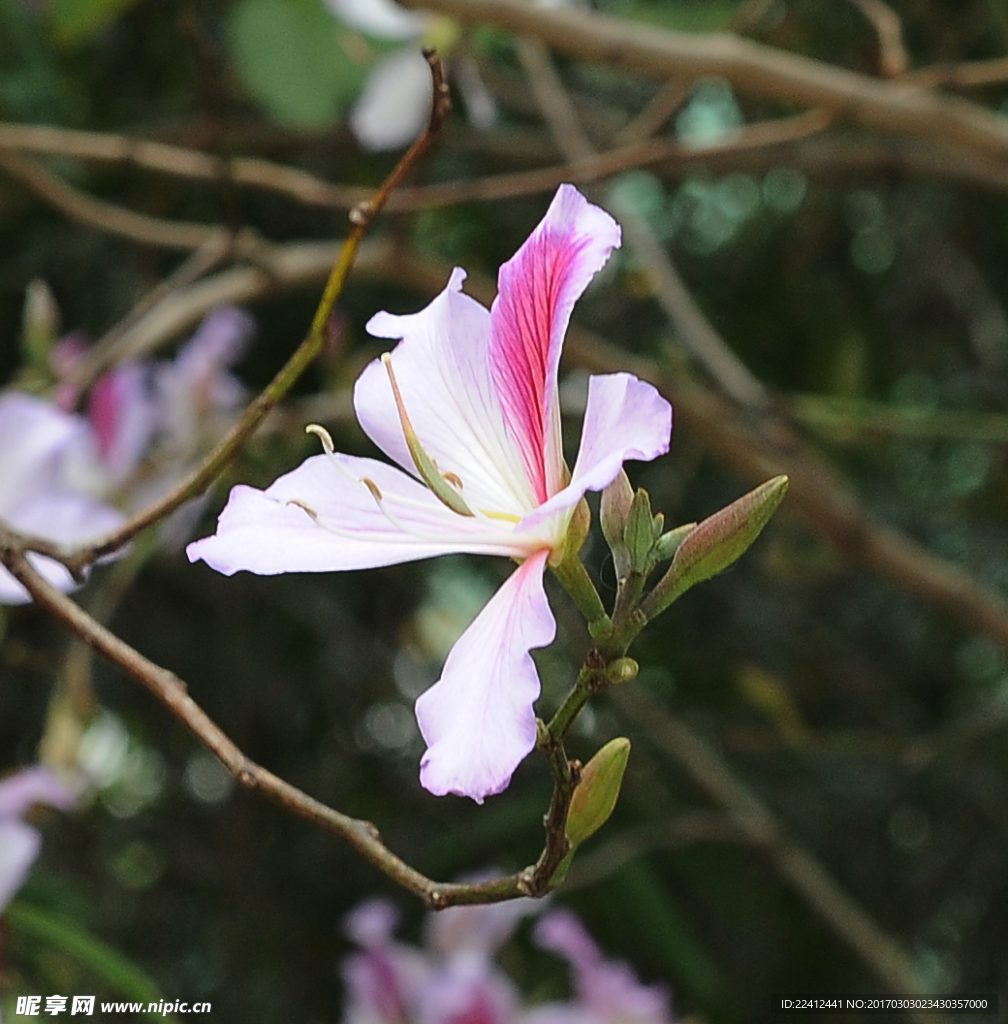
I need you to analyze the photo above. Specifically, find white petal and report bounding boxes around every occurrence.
[351,49,433,151]
[0,820,41,912]
[518,372,671,533]
[0,392,85,514]
[0,766,76,817]
[0,492,125,605]
[186,453,529,577]
[324,0,426,40]
[358,269,536,518]
[415,549,554,802]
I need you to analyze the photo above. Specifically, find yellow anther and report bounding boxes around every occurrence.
[361,478,384,503]
[287,499,319,519]
[306,423,335,453]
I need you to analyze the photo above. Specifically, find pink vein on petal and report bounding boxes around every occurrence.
[488,184,621,503]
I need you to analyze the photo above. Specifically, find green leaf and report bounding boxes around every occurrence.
[5,901,167,1018]
[227,0,368,129]
[50,0,144,45]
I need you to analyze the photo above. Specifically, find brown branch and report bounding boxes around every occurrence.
[41,52,452,574]
[1,114,829,228]
[0,150,220,250]
[400,0,1008,163]
[848,0,909,78]
[908,56,1008,89]
[0,122,372,211]
[71,235,240,392]
[0,529,531,909]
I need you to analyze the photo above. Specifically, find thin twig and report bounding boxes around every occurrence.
[400,0,1008,163]
[0,115,829,227]
[71,235,240,392]
[848,0,909,78]
[40,53,451,574]
[0,150,220,250]
[908,56,1008,89]
[0,531,525,909]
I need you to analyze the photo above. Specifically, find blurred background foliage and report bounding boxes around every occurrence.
[2,0,1008,1021]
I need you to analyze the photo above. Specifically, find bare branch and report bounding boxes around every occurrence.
[45,52,451,573]
[400,0,1008,163]
[848,0,909,78]
[0,150,219,250]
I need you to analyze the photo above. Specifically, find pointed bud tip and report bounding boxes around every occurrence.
[565,736,631,849]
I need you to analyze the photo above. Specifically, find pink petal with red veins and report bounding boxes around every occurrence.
[358,268,535,518]
[488,185,621,503]
[415,549,553,803]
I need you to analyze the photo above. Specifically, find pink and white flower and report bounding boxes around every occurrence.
[528,909,672,1024]
[186,185,672,802]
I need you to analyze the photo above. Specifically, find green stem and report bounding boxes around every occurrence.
[546,653,607,742]
[550,555,611,637]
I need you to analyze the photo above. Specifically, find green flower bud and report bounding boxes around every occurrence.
[606,657,638,685]
[641,476,788,620]
[565,737,631,849]
[21,279,59,373]
[600,470,634,578]
[624,488,655,574]
[652,522,696,563]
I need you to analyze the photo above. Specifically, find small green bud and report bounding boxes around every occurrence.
[563,496,592,561]
[600,470,634,578]
[606,657,638,685]
[565,737,631,849]
[652,522,696,563]
[642,476,788,620]
[21,279,59,372]
[623,488,655,574]
[651,512,665,541]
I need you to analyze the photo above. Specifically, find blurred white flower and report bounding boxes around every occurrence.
[323,0,496,150]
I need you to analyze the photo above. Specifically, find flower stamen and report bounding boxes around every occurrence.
[381,353,474,518]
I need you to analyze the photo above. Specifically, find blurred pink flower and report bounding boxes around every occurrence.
[0,391,124,604]
[529,909,672,1024]
[187,185,672,802]
[340,895,673,1024]
[0,766,76,912]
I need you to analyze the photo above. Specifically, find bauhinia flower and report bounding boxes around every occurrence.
[339,892,673,1024]
[187,185,672,802]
